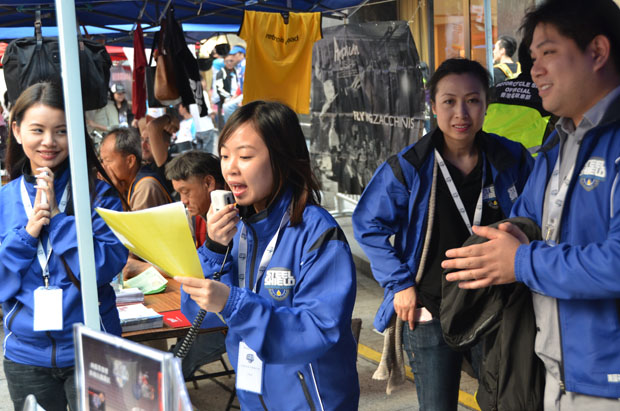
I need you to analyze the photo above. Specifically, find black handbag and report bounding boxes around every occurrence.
[2,18,111,110]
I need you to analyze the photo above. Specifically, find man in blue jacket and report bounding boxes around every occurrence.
[443,0,620,408]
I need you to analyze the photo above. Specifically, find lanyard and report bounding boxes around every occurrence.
[238,208,290,291]
[434,149,486,235]
[20,176,70,284]
[544,148,576,243]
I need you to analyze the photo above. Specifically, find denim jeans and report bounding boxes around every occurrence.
[4,357,77,411]
[402,319,463,411]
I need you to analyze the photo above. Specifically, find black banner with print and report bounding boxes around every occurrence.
[310,21,425,195]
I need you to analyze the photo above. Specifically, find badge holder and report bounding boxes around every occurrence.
[34,275,63,331]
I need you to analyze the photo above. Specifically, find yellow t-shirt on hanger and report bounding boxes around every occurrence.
[240,10,322,114]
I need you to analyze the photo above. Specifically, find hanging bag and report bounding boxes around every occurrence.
[2,12,111,110]
[153,21,182,106]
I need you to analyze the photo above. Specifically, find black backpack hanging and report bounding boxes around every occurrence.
[2,12,111,110]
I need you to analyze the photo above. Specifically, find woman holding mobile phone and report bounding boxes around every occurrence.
[176,101,360,410]
[0,82,127,411]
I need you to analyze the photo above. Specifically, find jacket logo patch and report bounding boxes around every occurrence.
[483,185,499,209]
[264,268,295,301]
[579,157,606,191]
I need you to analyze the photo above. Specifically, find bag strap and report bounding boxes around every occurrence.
[148,29,159,66]
[34,8,42,49]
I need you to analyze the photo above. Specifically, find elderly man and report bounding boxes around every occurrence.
[99,127,172,278]
[165,150,228,379]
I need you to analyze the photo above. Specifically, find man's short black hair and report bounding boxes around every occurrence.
[497,35,517,58]
[520,0,620,74]
[165,150,224,186]
[104,127,142,163]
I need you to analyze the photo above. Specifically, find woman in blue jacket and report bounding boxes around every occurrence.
[352,59,533,410]
[176,100,359,410]
[0,82,128,411]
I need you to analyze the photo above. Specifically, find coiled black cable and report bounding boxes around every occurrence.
[174,246,230,359]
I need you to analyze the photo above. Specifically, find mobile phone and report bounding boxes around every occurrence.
[37,171,48,205]
[210,190,234,213]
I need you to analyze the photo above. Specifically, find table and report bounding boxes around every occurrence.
[122,278,227,342]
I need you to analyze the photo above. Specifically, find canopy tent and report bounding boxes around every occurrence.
[2,0,368,331]
[0,0,362,45]
[0,22,241,46]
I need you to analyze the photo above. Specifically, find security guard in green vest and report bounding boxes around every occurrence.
[492,35,521,85]
[485,39,555,154]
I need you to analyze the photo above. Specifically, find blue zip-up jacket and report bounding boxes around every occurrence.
[192,189,359,410]
[353,129,533,332]
[511,97,620,398]
[0,164,128,368]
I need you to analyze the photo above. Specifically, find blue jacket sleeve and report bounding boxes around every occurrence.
[48,182,128,286]
[0,228,38,301]
[220,238,356,364]
[352,159,416,293]
[512,157,620,299]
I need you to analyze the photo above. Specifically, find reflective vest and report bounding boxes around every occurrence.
[494,62,522,80]
[483,103,549,154]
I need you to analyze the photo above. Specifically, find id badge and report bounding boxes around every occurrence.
[33,286,63,331]
[236,341,263,394]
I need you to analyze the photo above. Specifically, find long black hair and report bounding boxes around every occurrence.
[5,81,125,209]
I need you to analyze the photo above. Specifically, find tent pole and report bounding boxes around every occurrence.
[484,0,494,82]
[55,0,101,331]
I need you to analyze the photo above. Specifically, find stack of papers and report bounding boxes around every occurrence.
[117,303,164,333]
[114,287,145,305]
[125,266,168,295]
[96,203,205,279]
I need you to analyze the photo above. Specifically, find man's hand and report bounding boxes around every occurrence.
[441,223,529,289]
[394,286,417,331]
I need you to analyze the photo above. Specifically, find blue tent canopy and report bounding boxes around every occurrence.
[0,23,241,45]
[0,0,361,45]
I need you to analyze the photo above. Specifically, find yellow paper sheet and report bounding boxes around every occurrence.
[96,202,204,279]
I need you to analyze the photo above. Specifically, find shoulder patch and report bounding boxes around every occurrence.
[307,226,348,253]
[387,155,406,187]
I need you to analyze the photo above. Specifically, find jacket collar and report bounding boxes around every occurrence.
[403,127,516,173]
[241,188,293,240]
[540,93,620,154]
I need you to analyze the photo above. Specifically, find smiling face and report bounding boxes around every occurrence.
[173,175,215,217]
[220,121,274,212]
[431,73,486,148]
[12,103,69,172]
[530,23,596,125]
